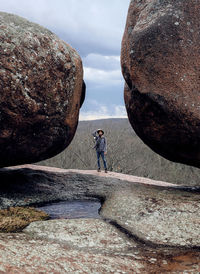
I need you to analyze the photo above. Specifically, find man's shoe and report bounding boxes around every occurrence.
[97,168,101,172]
[105,169,108,173]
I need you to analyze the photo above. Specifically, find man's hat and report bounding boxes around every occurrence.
[97,129,104,134]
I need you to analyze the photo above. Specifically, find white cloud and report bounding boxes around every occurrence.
[79,104,127,121]
[83,54,120,71]
[114,105,127,117]
[84,67,123,86]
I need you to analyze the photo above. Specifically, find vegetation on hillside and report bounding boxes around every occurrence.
[39,119,200,186]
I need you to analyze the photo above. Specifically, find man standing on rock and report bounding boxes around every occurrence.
[92,129,108,173]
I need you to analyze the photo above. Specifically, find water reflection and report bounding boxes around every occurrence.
[38,200,101,219]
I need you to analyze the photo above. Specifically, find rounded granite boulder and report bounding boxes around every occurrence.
[121,0,200,168]
[0,12,85,167]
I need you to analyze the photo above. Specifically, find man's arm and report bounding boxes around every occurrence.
[92,131,98,140]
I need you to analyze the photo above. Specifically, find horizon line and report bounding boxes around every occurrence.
[79,116,128,122]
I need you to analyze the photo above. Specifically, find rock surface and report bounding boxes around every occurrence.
[101,189,200,248]
[121,0,200,168]
[24,219,134,252]
[0,165,199,273]
[0,230,144,273]
[0,164,199,248]
[2,229,200,273]
[0,12,84,167]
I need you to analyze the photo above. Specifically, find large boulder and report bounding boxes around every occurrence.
[121,0,200,168]
[0,12,85,167]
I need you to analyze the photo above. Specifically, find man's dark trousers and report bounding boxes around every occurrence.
[96,151,107,169]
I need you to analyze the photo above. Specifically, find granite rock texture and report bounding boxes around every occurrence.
[0,12,84,167]
[121,0,200,168]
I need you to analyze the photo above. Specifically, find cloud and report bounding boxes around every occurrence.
[84,67,123,87]
[83,53,124,96]
[79,101,127,121]
[83,54,120,71]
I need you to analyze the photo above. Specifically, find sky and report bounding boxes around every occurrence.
[1,0,130,120]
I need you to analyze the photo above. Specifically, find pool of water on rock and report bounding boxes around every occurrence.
[37,200,101,219]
